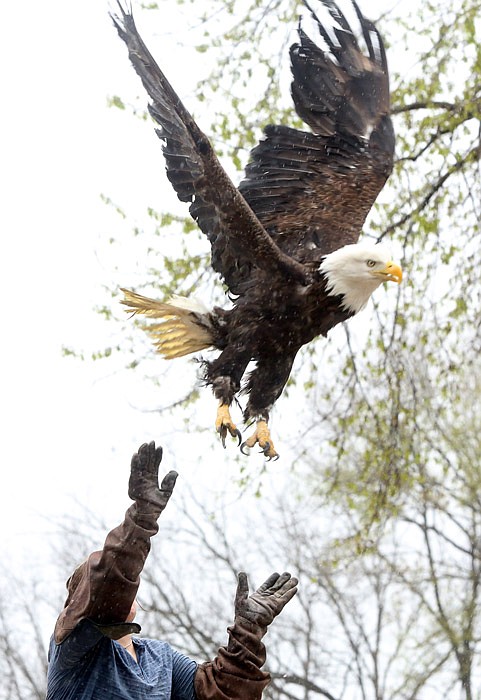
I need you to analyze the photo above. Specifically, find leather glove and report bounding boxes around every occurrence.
[128,441,178,515]
[194,572,298,700]
[234,571,298,631]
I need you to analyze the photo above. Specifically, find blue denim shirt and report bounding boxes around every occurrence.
[46,619,197,699]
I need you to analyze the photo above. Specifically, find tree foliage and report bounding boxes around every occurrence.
[303,0,481,525]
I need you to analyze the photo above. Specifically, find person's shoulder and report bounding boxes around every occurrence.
[139,636,171,648]
[137,637,174,658]
[47,620,110,674]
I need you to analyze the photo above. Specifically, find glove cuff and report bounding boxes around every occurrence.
[131,501,163,529]
[193,615,270,700]
[227,616,268,655]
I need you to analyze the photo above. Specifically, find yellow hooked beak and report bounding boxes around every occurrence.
[373,261,403,284]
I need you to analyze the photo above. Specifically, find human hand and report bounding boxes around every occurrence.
[128,441,178,513]
[234,571,298,629]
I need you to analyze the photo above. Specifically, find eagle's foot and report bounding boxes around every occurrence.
[215,403,242,448]
[240,420,279,461]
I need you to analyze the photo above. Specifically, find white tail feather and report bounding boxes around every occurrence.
[121,289,214,359]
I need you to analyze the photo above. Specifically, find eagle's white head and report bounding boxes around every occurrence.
[319,243,402,314]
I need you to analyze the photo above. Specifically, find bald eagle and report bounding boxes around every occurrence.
[112,0,402,459]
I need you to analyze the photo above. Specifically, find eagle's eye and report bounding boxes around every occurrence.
[366,259,376,268]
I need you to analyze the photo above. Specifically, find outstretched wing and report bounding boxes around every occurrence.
[238,0,395,260]
[111,4,309,294]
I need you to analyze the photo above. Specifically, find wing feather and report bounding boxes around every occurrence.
[239,0,394,259]
[111,4,310,293]
[112,0,394,286]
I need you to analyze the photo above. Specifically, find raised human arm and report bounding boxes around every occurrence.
[54,441,177,643]
[194,571,298,700]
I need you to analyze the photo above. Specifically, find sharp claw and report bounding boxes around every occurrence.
[216,404,239,449]
[217,426,227,449]
[240,441,250,456]
[241,426,278,459]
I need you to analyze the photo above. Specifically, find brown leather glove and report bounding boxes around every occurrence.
[129,441,178,518]
[195,571,298,700]
[54,441,177,643]
[233,571,298,630]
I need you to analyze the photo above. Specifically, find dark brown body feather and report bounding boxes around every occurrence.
[206,279,352,419]
[112,0,394,424]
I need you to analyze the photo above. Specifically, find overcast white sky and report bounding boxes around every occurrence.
[0,0,418,587]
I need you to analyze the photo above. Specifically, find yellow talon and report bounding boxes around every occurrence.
[241,420,278,460]
[215,404,241,447]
